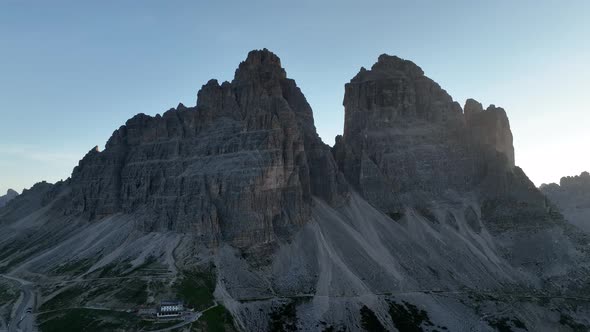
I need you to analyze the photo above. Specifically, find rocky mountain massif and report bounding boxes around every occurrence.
[0,189,17,208]
[541,172,590,233]
[0,49,589,332]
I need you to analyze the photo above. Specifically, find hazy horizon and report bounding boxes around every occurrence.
[1,1,589,194]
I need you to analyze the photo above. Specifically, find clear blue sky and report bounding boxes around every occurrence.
[1,0,588,194]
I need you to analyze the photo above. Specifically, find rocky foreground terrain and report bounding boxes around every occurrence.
[0,49,589,332]
[541,172,590,233]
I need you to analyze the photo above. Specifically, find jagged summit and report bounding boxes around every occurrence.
[464,98,484,121]
[233,48,287,84]
[351,54,425,83]
[464,98,515,167]
[343,54,462,139]
[335,54,518,213]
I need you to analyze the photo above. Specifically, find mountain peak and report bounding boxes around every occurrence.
[464,98,484,122]
[351,54,425,83]
[374,54,424,76]
[0,188,18,208]
[233,48,286,84]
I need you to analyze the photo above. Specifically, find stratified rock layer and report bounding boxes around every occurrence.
[334,55,523,217]
[66,49,346,247]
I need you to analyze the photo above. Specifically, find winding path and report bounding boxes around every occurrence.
[0,274,36,332]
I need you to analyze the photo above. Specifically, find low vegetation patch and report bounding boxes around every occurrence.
[113,279,148,305]
[0,281,18,304]
[0,280,18,324]
[38,308,135,332]
[40,285,86,311]
[50,258,99,276]
[388,300,441,332]
[192,305,237,332]
[175,266,216,311]
[269,300,298,332]
[487,316,529,332]
[96,260,133,278]
[559,313,587,332]
[360,305,386,331]
[38,308,181,332]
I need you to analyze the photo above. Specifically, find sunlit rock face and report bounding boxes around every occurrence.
[541,171,590,232]
[66,49,346,247]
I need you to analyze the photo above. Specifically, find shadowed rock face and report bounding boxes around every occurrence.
[541,172,590,232]
[65,49,346,247]
[342,55,464,139]
[333,54,521,214]
[465,99,515,167]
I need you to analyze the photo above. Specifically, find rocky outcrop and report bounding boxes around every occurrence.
[334,55,466,211]
[65,49,346,248]
[0,189,18,208]
[465,99,515,167]
[333,55,514,210]
[342,55,464,139]
[541,172,590,232]
[333,54,545,231]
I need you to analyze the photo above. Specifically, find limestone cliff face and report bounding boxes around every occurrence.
[342,55,464,139]
[66,49,345,247]
[465,99,515,167]
[333,54,537,222]
[335,55,465,210]
[3,51,552,246]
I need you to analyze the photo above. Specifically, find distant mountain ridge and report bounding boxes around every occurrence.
[541,171,590,232]
[1,49,589,331]
[0,189,18,208]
